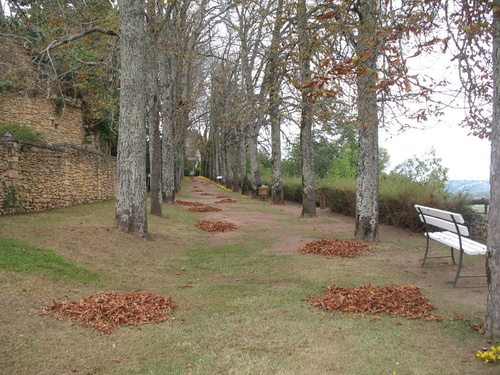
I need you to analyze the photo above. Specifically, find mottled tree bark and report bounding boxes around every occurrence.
[115,0,148,239]
[159,44,176,204]
[484,0,500,338]
[148,94,162,216]
[355,0,379,241]
[238,123,248,195]
[298,0,316,218]
[146,1,162,216]
[269,0,284,205]
[248,128,261,198]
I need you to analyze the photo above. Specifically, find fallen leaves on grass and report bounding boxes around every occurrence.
[470,321,485,334]
[299,237,371,258]
[306,284,441,321]
[216,195,230,198]
[215,198,237,203]
[176,200,205,206]
[188,206,222,212]
[40,291,179,334]
[195,220,239,232]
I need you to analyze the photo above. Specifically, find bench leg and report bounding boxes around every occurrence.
[452,249,464,287]
[421,236,431,267]
[421,236,457,268]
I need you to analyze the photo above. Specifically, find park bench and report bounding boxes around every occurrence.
[414,205,487,287]
[258,186,269,201]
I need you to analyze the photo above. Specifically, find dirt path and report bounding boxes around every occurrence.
[183,177,488,311]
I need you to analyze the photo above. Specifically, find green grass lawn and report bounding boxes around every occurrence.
[0,178,497,375]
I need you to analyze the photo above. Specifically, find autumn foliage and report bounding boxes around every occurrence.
[40,291,179,334]
[215,198,238,203]
[195,220,239,232]
[299,237,371,258]
[307,284,441,321]
[188,206,222,212]
[175,200,205,206]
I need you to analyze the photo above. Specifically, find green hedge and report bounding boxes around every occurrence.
[260,172,472,232]
[318,176,473,231]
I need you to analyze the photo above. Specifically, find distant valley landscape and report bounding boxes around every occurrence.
[447,180,490,199]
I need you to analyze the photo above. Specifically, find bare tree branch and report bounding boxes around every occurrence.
[40,26,118,54]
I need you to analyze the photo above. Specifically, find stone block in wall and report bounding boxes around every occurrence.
[7,170,19,179]
[0,93,88,148]
[468,212,488,244]
[0,139,116,215]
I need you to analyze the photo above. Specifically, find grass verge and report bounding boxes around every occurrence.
[0,178,497,375]
[0,236,104,284]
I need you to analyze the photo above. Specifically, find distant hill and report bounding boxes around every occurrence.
[447,180,490,199]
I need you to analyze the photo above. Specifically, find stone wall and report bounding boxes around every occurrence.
[468,212,489,244]
[0,93,87,146]
[0,139,116,214]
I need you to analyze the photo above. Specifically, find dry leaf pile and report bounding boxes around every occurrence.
[40,291,179,334]
[216,195,230,198]
[188,206,222,212]
[195,220,239,232]
[299,237,371,258]
[215,198,237,203]
[307,284,441,321]
[175,200,205,206]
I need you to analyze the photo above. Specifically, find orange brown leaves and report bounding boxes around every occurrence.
[195,221,239,233]
[188,206,222,212]
[315,8,340,21]
[299,237,371,258]
[175,200,205,206]
[307,284,441,321]
[40,291,179,334]
[215,199,238,203]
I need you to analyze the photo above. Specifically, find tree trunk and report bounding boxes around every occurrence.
[269,0,284,205]
[238,123,248,195]
[297,0,316,218]
[149,94,162,216]
[484,0,500,338]
[248,127,261,197]
[355,0,379,241]
[159,43,176,204]
[146,1,162,216]
[115,0,148,239]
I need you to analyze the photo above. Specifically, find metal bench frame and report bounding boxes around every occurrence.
[415,205,487,287]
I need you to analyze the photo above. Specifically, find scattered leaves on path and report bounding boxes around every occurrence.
[176,200,205,206]
[40,291,179,334]
[188,206,222,212]
[195,220,239,232]
[215,199,238,203]
[299,237,371,258]
[307,284,441,321]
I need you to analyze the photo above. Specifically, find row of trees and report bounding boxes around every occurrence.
[1,0,499,337]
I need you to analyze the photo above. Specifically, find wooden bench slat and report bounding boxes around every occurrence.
[426,231,487,255]
[419,214,470,236]
[415,204,465,224]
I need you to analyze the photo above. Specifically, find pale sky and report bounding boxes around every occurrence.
[380,123,491,181]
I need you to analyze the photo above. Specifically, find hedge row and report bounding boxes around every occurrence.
[261,175,473,232]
